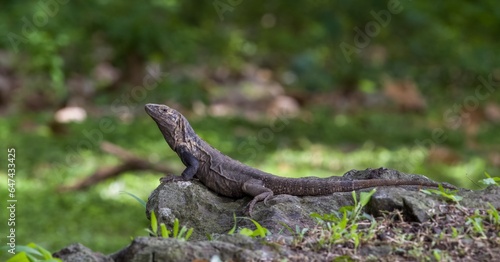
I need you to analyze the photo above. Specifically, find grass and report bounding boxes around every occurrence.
[0,106,498,259]
[284,189,500,261]
[287,203,500,261]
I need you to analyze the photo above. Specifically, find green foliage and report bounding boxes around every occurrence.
[3,1,500,97]
[450,227,459,238]
[147,214,193,241]
[312,189,377,223]
[486,203,500,228]
[120,191,193,240]
[332,255,356,262]
[420,184,463,204]
[2,1,499,256]
[281,223,309,244]
[228,213,270,238]
[120,191,147,208]
[0,105,496,256]
[466,210,486,238]
[479,172,500,187]
[310,189,377,249]
[432,249,443,262]
[2,243,61,262]
[295,203,498,260]
[148,211,158,236]
[160,224,169,238]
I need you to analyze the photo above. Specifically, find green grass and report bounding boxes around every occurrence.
[0,107,498,258]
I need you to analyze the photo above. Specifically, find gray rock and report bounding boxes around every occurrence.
[110,236,275,262]
[146,167,459,239]
[460,185,500,209]
[53,243,111,262]
[55,168,497,261]
[145,180,246,240]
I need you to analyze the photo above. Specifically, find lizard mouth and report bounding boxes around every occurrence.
[145,103,157,114]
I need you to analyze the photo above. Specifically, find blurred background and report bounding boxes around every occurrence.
[1,0,500,256]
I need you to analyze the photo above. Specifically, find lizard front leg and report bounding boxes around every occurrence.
[160,146,199,183]
[242,179,274,216]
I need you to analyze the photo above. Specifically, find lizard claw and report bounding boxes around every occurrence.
[244,200,257,217]
[244,208,253,218]
[159,175,183,183]
[263,195,272,206]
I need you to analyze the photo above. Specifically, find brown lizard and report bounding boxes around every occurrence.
[145,103,455,215]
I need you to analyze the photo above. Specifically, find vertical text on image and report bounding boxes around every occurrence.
[7,148,17,254]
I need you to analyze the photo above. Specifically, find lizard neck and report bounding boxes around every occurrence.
[176,118,200,150]
[158,115,199,151]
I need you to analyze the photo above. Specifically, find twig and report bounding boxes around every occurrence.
[59,141,173,191]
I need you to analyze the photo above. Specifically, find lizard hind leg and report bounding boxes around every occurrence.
[242,179,274,216]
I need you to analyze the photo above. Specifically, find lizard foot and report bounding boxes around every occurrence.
[244,202,255,217]
[159,175,185,183]
[263,195,273,206]
[244,195,273,217]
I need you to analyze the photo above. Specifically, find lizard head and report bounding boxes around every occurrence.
[145,103,181,127]
[145,103,189,149]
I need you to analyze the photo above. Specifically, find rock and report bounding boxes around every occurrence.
[56,235,336,262]
[110,236,275,262]
[145,180,246,241]
[54,168,500,261]
[145,167,460,240]
[53,243,111,262]
[460,184,500,209]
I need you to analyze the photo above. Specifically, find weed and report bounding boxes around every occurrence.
[479,172,500,187]
[486,203,500,227]
[420,184,463,204]
[466,210,486,238]
[1,243,61,262]
[121,191,193,240]
[228,213,270,238]
[147,213,194,240]
[309,189,377,250]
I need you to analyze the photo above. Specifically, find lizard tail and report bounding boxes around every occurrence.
[268,178,455,196]
[349,179,455,191]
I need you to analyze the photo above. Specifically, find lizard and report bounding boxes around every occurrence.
[145,103,456,215]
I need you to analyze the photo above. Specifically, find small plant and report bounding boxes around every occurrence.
[465,210,486,238]
[3,243,61,262]
[228,213,270,238]
[281,223,309,244]
[311,189,377,223]
[486,203,500,227]
[479,172,500,187]
[121,191,147,207]
[450,226,459,238]
[431,249,451,261]
[147,213,194,240]
[121,191,193,240]
[293,225,309,243]
[309,189,378,249]
[420,184,463,204]
[407,246,425,260]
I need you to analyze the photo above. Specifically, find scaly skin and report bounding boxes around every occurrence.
[145,103,455,215]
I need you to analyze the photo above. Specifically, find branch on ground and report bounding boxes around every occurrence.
[59,141,173,191]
